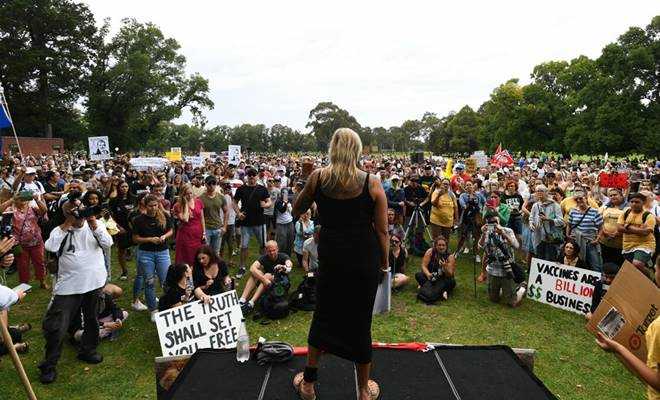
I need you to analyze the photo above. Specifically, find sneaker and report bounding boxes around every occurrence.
[240,302,253,315]
[119,273,128,281]
[463,247,470,254]
[73,330,83,343]
[77,352,103,364]
[39,367,57,384]
[132,300,148,311]
[475,255,481,263]
[515,285,527,305]
[236,266,246,279]
[232,250,238,257]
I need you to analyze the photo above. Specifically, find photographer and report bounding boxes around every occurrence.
[238,240,292,314]
[478,210,522,307]
[403,175,427,224]
[38,191,113,384]
[416,236,456,300]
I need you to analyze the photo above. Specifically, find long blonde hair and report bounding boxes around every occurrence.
[319,128,363,191]
[177,184,194,221]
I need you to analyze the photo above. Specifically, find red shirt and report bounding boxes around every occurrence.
[450,173,472,193]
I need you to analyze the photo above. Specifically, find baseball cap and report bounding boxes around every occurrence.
[246,168,258,177]
[25,167,37,175]
[391,175,400,180]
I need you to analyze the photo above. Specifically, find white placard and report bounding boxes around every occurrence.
[170,147,182,154]
[526,258,601,315]
[88,136,111,161]
[184,156,204,168]
[472,150,489,168]
[129,157,169,171]
[154,290,243,356]
[228,145,241,165]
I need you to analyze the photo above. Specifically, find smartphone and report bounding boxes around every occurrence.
[13,283,31,293]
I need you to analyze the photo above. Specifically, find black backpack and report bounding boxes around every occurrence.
[260,273,291,319]
[417,279,444,304]
[290,273,317,311]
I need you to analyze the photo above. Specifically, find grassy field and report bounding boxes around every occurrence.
[0,239,645,400]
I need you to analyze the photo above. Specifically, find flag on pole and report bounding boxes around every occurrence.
[490,143,514,167]
[0,96,11,129]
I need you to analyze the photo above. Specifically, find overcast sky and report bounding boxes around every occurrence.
[83,1,658,132]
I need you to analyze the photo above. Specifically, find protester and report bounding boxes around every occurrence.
[198,176,228,256]
[158,263,194,311]
[238,240,292,314]
[566,190,604,271]
[530,185,565,262]
[416,236,455,299]
[274,188,295,256]
[173,184,205,265]
[8,190,48,288]
[192,245,232,302]
[429,178,457,242]
[618,192,656,274]
[302,225,320,273]
[294,210,314,268]
[599,188,626,266]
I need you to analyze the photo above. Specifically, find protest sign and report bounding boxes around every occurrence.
[88,136,111,161]
[586,262,660,363]
[199,151,216,160]
[154,290,243,356]
[165,151,182,162]
[526,258,601,315]
[170,147,182,155]
[184,156,204,168]
[598,172,629,189]
[472,151,488,168]
[465,158,477,174]
[228,145,241,165]
[129,157,169,171]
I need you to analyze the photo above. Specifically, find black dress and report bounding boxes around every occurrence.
[308,173,380,364]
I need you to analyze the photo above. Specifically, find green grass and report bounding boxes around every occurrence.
[0,240,644,400]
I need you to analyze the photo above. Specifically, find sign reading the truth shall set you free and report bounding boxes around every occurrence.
[526,258,601,315]
[154,290,243,356]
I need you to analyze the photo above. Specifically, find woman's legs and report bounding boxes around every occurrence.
[356,362,374,400]
[300,345,322,395]
[132,249,145,304]
[118,247,128,277]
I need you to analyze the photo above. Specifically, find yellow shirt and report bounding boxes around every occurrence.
[617,209,656,253]
[430,191,455,228]
[646,317,660,400]
[599,205,625,249]
[560,196,600,220]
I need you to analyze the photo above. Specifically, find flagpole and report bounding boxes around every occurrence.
[0,83,24,160]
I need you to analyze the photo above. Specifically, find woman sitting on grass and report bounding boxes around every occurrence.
[193,245,233,303]
[159,263,194,312]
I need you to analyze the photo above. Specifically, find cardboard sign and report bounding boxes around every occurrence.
[598,172,629,189]
[586,262,660,363]
[526,258,601,315]
[154,290,244,356]
[465,158,477,174]
[228,145,241,165]
[88,136,111,161]
[165,151,182,162]
[199,152,216,160]
[170,147,182,155]
[129,157,168,171]
[472,151,488,168]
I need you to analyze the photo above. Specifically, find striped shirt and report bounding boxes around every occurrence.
[568,207,603,238]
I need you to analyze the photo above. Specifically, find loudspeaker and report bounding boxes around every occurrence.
[410,152,424,164]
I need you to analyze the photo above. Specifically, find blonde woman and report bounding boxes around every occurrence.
[293,128,388,400]
[173,184,206,265]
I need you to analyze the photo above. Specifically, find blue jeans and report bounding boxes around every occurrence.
[205,228,223,254]
[133,249,171,311]
[584,242,603,272]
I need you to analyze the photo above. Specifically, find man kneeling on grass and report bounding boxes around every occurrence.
[479,210,525,307]
[238,240,292,314]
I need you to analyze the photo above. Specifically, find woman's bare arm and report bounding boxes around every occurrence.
[370,174,389,270]
[293,169,320,217]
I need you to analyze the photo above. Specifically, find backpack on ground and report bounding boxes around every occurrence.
[260,273,291,319]
[417,280,443,304]
[290,273,317,311]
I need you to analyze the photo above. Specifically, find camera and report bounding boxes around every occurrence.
[429,271,440,282]
[0,211,13,239]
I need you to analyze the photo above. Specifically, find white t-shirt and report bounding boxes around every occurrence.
[224,194,236,225]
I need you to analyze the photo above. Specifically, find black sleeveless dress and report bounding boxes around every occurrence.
[308,174,381,364]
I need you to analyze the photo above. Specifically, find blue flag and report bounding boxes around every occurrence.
[0,98,12,129]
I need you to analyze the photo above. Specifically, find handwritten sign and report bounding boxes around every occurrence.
[598,172,629,189]
[228,145,241,165]
[526,258,601,315]
[154,290,243,356]
[129,157,168,171]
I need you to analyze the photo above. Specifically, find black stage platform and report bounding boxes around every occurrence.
[162,346,556,400]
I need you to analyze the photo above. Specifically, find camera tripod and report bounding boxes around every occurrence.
[403,204,432,245]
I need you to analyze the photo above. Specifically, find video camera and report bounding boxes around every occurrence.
[0,211,13,239]
[484,225,514,279]
[65,190,108,219]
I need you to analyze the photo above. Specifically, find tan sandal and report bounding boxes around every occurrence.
[366,380,380,400]
[293,372,316,400]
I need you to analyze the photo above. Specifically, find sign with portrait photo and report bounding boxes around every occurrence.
[88,136,111,161]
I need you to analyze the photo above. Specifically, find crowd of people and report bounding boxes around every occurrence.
[0,147,658,392]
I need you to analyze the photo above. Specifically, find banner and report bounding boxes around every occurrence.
[88,136,111,161]
[526,258,601,315]
[598,172,629,189]
[154,290,243,356]
[490,144,514,167]
[228,145,241,165]
[130,157,169,171]
[586,262,660,363]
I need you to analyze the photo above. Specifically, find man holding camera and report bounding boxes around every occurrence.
[238,240,292,314]
[479,210,522,307]
[38,192,113,384]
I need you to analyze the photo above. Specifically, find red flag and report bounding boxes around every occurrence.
[490,143,513,167]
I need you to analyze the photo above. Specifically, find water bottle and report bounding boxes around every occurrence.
[236,318,250,363]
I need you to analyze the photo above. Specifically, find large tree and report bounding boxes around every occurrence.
[306,102,361,151]
[86,19,213,149]
[0,0,98,138]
